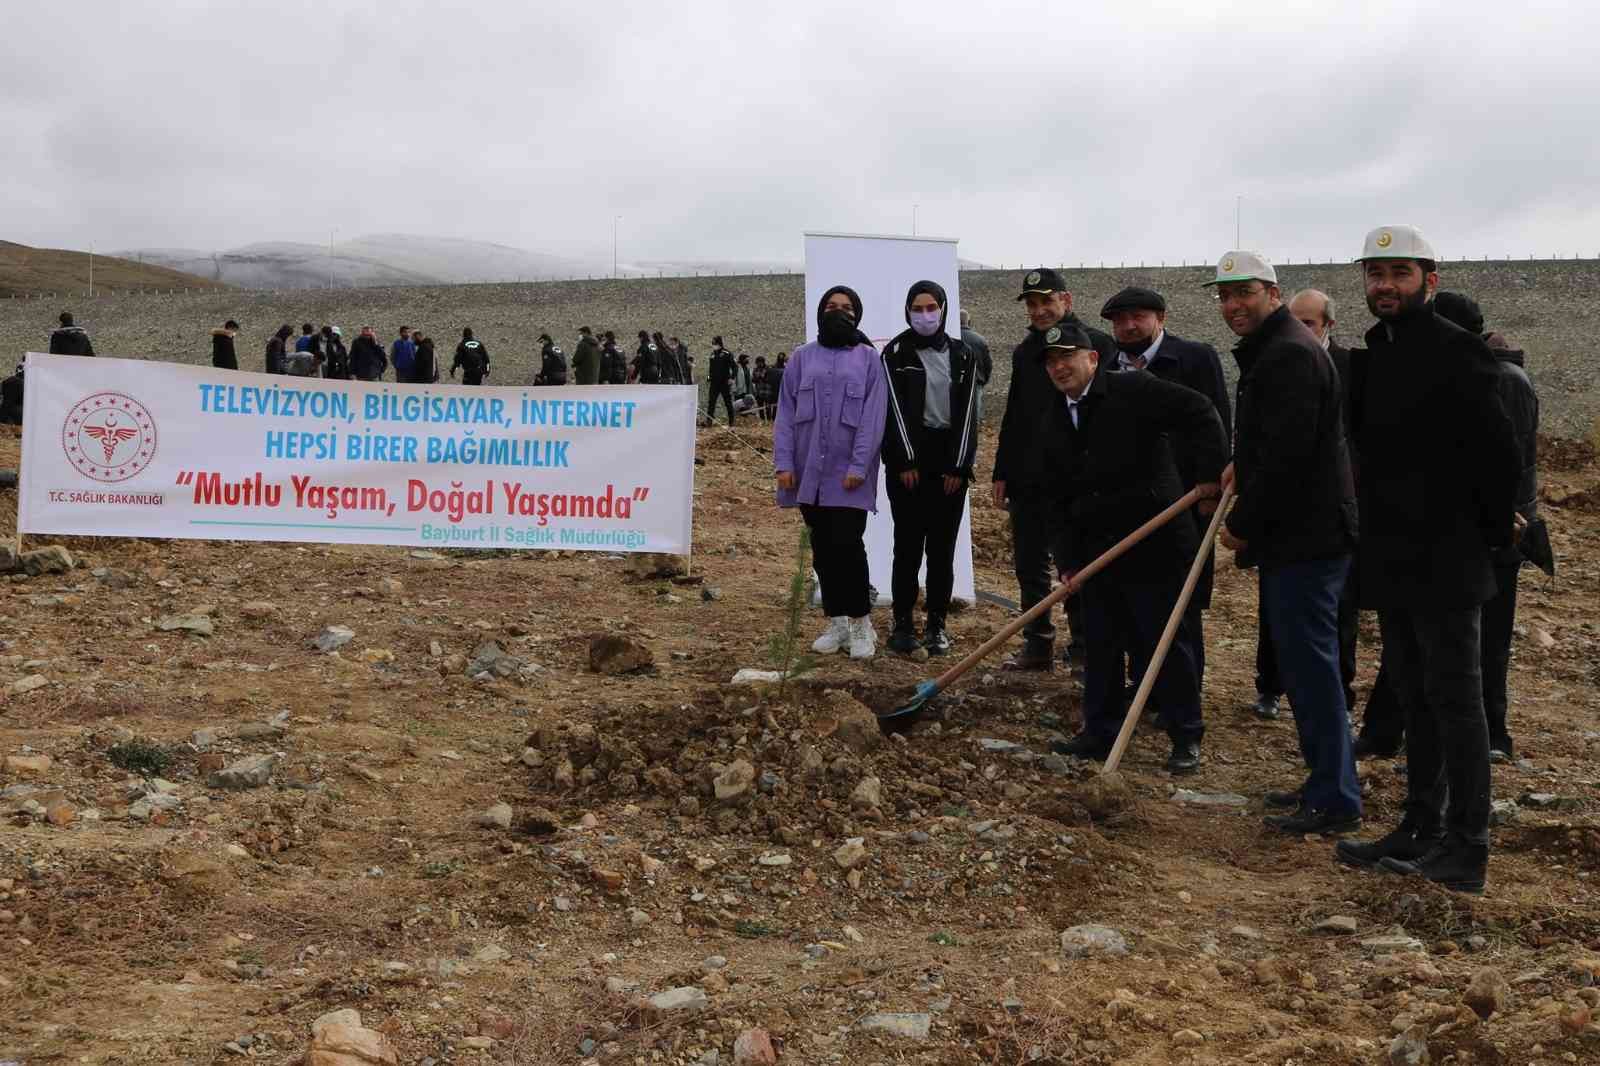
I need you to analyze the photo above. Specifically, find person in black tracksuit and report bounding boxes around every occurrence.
[881,280,981,657]
[600,332,627,384]
[631,331,661,383]
[653,331,680,384]
[452,328,489,385]
[707,336,736,425]
[536,334,568,385]
[991,268,1117,670]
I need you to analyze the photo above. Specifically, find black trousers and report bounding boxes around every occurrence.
[708,382,736,426]
[886,454,966,619]
[1008,495,1083,648]
[1379,606,1491,845]
[1081,566,1204,745]
[1358,559,1520,752]
[800,505,870,619]
[1480,560,1521,748]
[1256,562,1357,713]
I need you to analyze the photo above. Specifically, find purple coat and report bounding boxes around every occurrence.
[773,340,887,512]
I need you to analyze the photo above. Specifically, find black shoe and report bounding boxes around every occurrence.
[1003,640,1055,672]
[1352,735,1401,760]
[1264,787,1304,809]
[1488,736,1514,763]
[1335,823,1440,869]
[1166,740,1201,775]
[1050,732,1112,761]
[1265,806,1362,835]
[1379,837,1487,895]
[922,614,951,656]
[885,617,919,656]
[1249,694,1281,721]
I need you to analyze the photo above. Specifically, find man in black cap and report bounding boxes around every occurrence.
[707,336,736,426]
[1101,286,1231,702]
[992,267,1116,670]
[1036,323,1227,773]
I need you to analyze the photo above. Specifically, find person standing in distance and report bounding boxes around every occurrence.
[707,337,737,426]
[958,308,992,421]
[773,286,887,660]
[49,312,95,356]
[1332,227,1519,894]
[391,326,416,383]
[211,319,240,370]
[452,328,489,385]
[991,268,1116,670]
[1209,253,1361,834]
[572,326,602,385]
[881,280,981,657]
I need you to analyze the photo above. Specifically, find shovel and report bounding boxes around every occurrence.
[1101,485,1234,774]
[877,486,1204,733]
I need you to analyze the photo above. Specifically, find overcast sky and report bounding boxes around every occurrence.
[6,0,1596,268]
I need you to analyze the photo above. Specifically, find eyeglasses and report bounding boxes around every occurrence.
[1213,286,1265,303]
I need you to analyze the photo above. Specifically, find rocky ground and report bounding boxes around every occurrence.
[3,422,1600,1066]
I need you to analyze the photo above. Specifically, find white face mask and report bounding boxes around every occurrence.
[909,309,943,337]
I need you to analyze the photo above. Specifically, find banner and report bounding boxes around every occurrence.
[800,232,976,605]
[17,354,697,554]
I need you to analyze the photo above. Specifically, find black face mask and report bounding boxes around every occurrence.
[818,310,859,348]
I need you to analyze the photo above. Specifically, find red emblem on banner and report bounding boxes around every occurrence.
[62,392,158,483]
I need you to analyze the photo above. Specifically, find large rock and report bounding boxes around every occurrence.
[0,541,16,573]
[1387,1025,1430,1066]
[209,754,277,790]
[5,676,49,697]
[1463,967,1511,1020]
[467,641,534,680]
[1060,924,1130,959]
[589,634,654,675]
[823,690,882,754]
[858,1013,931,1040]
[19,545,74,576]
[3,754,53,775]
[156,613,215,637]
[313,626,356,653]
[304,1020,400,1066]
[625,553,687,579]
[713,759,756,801]
[733,1028,777,1065]
[646,986,708,1013]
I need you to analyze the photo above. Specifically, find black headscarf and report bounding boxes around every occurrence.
[903,279,949,351]
[816,284,871,349]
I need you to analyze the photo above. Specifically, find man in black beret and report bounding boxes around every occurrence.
[1101,286,1232,702]
[992,267,1116,671]
[1035,323,1227,772]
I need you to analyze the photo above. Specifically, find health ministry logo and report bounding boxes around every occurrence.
[62,392,158,483]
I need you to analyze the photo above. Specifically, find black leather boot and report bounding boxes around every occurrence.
[922,613,951,656]
[885,614,919,655]
[1335,822,1441,870]
[1380,835,1488,895]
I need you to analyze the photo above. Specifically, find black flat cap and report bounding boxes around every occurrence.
[1100,287,1167,318]
[1016,267,1066,300]
[1037,322,1093,355]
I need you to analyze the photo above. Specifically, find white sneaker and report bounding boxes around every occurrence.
[812,617,850,654]
[847,616,877,660]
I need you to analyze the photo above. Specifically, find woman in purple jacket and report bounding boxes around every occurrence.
[774,285,888,660]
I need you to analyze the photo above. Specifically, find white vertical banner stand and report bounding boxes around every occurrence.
[801,232,976,608]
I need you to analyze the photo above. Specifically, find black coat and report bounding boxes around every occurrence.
[323,336,351,379]
[709,348,735,387]
[992,312,1117,497]
[880,331,981,480]
[601,345,628,384]
[265,335,288,375]
[211,329,238,370]
[1138,331,1233,605]
[1487,336,1540,566]
[1349,306,1519,609]
[539,341,568,385]
[632,342,660,384]
[960,326,992,388]
[413,339,438,383]
[1038,368,1228,575]
[350,336,386,380]
[48,326,94,356]
[1225,305,1358,568]
[453,339,489,384]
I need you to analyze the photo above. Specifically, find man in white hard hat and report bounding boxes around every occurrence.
[1332,226,1519,894]
[1210,251,1361,836]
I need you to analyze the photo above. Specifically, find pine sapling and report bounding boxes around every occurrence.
[768,527,817,696]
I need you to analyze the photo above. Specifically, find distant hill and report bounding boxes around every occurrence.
[115,233,993,290]
[0,241,224,297]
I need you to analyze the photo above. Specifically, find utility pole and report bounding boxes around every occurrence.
[613,216,621,278]
[328,228,336,289]
[912,204,918,236]
[88,244,94,297]
[1235,196,1242,247]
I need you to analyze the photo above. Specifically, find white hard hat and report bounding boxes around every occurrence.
[1202,250,1276,287]
[1357,225,1437,263]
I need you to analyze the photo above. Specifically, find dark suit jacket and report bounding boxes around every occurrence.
[993,313,1116,498]
[1038,368,1228,577]
[1349,307,1518,608]
[1227,306,1358,568]
[1140,331,1232,606]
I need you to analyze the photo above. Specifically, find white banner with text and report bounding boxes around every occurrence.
[17,354,697,554]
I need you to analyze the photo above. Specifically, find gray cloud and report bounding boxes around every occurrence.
[5,0,1596,267]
